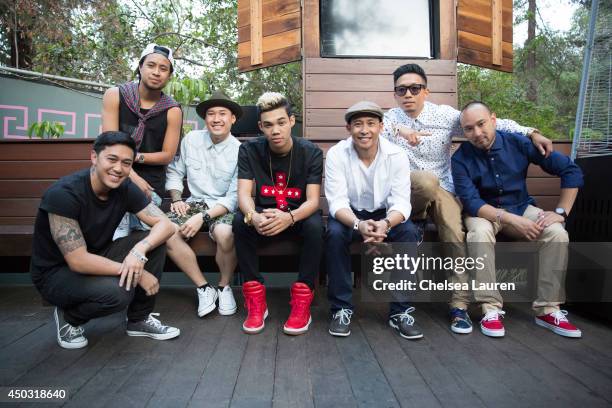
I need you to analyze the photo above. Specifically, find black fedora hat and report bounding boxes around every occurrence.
[196,90,243,120]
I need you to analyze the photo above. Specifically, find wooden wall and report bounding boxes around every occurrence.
[302,0,459,142]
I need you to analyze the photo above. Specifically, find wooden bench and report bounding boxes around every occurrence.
[0,138,570,275]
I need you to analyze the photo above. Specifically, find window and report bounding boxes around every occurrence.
[320,0,434,58]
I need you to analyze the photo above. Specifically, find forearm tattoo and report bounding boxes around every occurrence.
[169,189,182,202]
[144,202,165,218]
[49,214,86,255]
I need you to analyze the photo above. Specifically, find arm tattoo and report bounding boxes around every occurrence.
[144,203,165,218]
[169,189,182,202]
[49,214,86,256]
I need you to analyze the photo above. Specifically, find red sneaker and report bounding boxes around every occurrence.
[535,310,582,338]
[242,280,268,334]
[480,310,505,337]
[283,282,314,335]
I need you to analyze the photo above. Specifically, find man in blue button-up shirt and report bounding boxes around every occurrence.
[452,101,584,339]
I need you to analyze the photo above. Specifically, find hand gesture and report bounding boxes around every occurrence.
[259,208,293,236]
[398,126,431,146]
[138,270,159,296]
[170,200,190,217]
[180,213,204,239]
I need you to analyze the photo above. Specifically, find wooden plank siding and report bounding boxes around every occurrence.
[237,0,301,72]
[0,140,573,236]
[457,0,514,72]
[303,58,458,140]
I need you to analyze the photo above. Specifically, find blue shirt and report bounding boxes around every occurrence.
[452,131,584,217]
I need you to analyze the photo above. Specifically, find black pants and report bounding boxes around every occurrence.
[233,209,323,289]
[35,231,166,326]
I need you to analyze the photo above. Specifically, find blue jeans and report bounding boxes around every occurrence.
[325,208,419,317]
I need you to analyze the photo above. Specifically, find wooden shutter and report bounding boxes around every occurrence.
[457,0,513,72]
[237,0,302,72]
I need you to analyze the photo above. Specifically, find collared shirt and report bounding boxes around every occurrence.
[325,136,412,221]
[165,129,240,212]
[380,101,534,193]
[452,130,584,217]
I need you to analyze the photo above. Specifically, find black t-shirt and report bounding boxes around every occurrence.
[30,168,149,283]
[119,93,169,196]
[238,136,323,211]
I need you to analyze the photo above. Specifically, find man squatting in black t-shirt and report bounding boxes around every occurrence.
[233,92,324,336]
[30,131,180,349]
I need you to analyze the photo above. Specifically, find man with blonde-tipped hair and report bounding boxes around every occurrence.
[233,92,324,336]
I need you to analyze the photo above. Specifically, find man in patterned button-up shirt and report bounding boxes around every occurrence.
[380,63,554,333]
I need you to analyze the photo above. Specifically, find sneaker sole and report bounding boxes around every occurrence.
[451,325,473,334]
[283,316,312,335]
[535,317,582,338]
[218,305,237,316]
[126,329,181,340]
[243,309,269,334]
[54,308,88,349]
[197,294,219,317]
[480,325,505,337]
[328,328,351,337]
[198,303,217,317]
[388,320,424,340]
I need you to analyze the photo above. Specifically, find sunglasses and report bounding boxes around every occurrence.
[394,84,427,97]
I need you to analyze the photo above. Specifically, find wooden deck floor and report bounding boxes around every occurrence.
[1,285,611,408]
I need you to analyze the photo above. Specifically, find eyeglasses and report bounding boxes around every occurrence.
[394,84,427,97]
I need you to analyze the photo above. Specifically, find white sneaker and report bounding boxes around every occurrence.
[217,286,237,315]
[197,286,218,317]
[54,307,88,349]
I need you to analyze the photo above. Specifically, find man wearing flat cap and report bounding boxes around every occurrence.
[164,90,242,317]
[325,101,423,340]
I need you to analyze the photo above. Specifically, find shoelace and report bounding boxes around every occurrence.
[392,307,416,326]
[199,287,216,302]
[482,310,506,322]
[60,323,84,339]
[451,308,468,319]
[550,309,569,325]
[334,308,353,325]
[146,313,167,330]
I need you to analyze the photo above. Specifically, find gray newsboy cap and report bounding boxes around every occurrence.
[345,101,384,123]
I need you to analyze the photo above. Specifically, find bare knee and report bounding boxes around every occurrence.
[213,225,234,251]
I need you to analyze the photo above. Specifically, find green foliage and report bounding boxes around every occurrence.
[27,121,65,139]
[458,6,588,140]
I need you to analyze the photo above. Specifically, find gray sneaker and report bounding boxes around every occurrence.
[126,313,180,340]
[389,307,423,340]
[329,308,353,337]
[54,307,88,349]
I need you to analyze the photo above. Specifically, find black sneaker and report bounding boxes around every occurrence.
[329,308,353,337]
[389,307,423,340]
[126,313,180,340]
[54,307,88,349]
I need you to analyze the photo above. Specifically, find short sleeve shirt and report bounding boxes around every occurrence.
[30,169,149,282]
[238,136,323,211]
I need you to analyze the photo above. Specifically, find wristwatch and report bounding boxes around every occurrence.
[383,217,392,232]
[353,218,361,231]
[201,211,213,226]
[555,207,568,220]
[136,153,145,163]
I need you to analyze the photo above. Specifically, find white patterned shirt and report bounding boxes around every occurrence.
[380,101,533,193]
[165,130,240,212]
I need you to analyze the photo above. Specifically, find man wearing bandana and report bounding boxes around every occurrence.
[233,92,324,336]
[102,43,182,237]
